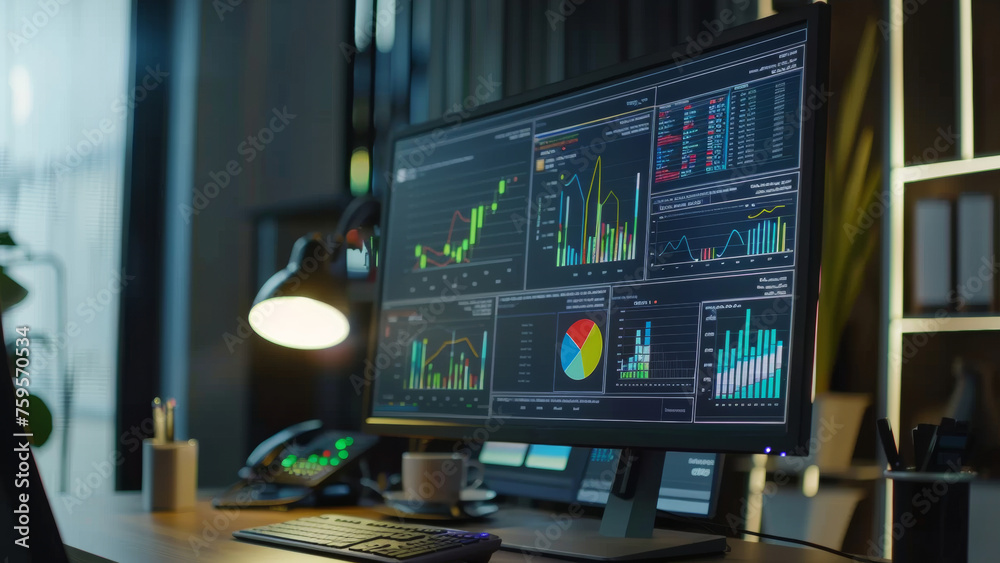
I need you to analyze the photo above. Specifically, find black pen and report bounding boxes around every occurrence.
[877,417,903,471]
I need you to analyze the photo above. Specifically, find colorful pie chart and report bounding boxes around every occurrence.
[560,319,603,381]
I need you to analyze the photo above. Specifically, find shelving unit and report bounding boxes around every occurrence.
[880,0,997,556]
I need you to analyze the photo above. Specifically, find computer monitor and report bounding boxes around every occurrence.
[576,448,722,518]
[480,442,722,518]
[479,442,595,503]
[365,5,828,559]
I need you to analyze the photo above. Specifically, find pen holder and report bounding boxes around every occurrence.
[885,470,975,563]
[142,439,198,511]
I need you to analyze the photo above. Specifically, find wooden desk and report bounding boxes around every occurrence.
[52,492,853,562]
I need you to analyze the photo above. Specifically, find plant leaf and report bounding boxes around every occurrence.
[832,18,879,186]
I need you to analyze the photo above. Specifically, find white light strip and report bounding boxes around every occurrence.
[884,0,905,557]
[744,454,767,543]
[354,0,374,52]
[898,316,1000,333]
[958,0,974,160]
[375,0,395,53]
[899,154,1000,183]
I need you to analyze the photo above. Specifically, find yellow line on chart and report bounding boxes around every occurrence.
[747,205,786,219]
[423,337,480,366]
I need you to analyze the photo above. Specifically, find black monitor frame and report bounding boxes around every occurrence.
[363,4,829,456]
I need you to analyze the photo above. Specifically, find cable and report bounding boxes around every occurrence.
[734,528,880,563]
[661,514,881,563]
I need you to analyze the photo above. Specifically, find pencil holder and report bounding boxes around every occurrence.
[142,438,198,511]
[885,470,974,563]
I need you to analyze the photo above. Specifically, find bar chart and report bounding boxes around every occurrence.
[525,109,651,290]
[407,330,489,391]
[619,321,652,379]
[701,299,790,401]
[648,194,796,279]
[610,301,699,391]
[713,310,783,399]
[553,158,641,267]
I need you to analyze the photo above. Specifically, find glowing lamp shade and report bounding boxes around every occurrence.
[250,234,351,350]
[250,296,349,349]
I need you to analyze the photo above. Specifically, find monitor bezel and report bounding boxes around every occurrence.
[363,3,829,456]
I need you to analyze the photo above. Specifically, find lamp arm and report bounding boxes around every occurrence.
[327,196,381,263]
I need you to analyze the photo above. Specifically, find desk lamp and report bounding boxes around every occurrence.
[250,196,380,350]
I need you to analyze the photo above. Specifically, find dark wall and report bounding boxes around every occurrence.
[183,0,354,486]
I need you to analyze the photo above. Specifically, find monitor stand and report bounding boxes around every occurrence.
[495,448,727,561]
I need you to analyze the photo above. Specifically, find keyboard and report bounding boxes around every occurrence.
[233,514,502,562]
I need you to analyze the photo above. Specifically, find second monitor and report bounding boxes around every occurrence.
[480,442,722,517]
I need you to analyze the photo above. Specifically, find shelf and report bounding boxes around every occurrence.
[895,316,1000,333]
[898,154,1000,183]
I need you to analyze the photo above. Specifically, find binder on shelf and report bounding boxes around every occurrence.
[957,193,994,310]
[914,199,952,309]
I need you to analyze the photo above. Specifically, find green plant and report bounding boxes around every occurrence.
[815,19,882,393]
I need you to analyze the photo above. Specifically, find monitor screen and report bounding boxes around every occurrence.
[478,442,721,517]
[576,449,721,517]
[479,442,590,504]
[366,13,825,454]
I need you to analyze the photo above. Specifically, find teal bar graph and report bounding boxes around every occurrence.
[619,321,652,378]
[713,308,783,399]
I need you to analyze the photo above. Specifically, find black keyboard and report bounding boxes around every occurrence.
[233,514,502,562]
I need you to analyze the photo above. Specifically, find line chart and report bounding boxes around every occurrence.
[747,205,785,219]
[414,179,511,269]
[648,194,796,277]
[553,156,640,267]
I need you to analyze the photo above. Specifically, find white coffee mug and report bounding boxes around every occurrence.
[401,452,485,504]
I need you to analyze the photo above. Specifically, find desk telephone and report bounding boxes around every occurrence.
[213,419,377,508]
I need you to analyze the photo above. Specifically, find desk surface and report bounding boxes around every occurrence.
[53,492,854,562]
